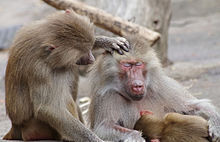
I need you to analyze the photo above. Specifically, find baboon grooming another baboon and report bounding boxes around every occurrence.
[3,10,129,141]
[134,111,209,142]
[88,37,220,142]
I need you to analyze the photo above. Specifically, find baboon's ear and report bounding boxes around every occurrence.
[44,45,57,51]
[65,9,73,14]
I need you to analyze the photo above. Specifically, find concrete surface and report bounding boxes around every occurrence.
[0,0,220,140]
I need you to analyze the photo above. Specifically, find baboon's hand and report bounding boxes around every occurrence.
[119,130,145,142]
[107,37,130,55]
[187,99,220,142]
[94,36,130,55]
[208,120,220,142]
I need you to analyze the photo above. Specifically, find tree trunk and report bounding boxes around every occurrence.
[80,0,171,65]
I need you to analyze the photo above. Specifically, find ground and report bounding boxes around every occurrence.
[0,0,220,141]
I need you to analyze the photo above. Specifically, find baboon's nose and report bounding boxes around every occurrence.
[131,80,144,94]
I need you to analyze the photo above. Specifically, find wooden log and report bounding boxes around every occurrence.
[42,0,160,46]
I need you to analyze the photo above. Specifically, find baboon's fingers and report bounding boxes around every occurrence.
[116,37,130,50]
[116,41,129,52]
[112,43,124,55]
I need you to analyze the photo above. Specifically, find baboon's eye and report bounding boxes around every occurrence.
[135,62,143,66]
[122,63,132,67]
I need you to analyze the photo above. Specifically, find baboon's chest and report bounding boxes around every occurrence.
[52,70,77,95]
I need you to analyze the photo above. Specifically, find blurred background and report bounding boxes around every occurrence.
[0,0,220,139]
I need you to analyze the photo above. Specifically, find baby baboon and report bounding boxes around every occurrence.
[3,10,129,141]
[134,112,209,142]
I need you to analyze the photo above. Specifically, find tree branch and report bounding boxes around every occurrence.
[42,0,160,46]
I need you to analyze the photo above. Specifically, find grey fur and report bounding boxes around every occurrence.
[88,37,220,142]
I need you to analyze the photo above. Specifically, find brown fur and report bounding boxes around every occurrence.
[134,113,209,142]
[3,10,103,141]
